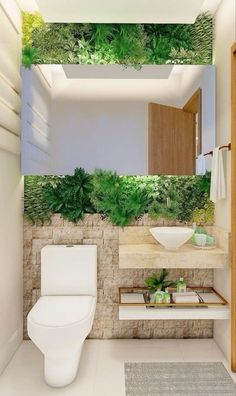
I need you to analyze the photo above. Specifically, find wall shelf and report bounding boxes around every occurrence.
[119,243,229,269]
[119,287,230,321]
[119,305,230,320]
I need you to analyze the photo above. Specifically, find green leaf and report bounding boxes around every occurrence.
[43,168,95,223]
[22,13,213,66]
[145,270,175,292]
[22,46,40,68]
[24,171,213,227]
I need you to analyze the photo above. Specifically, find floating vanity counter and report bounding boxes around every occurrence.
[119,226,230,269]
[119,305,230,320]
[119,287,230,321]
[119,243,229,269]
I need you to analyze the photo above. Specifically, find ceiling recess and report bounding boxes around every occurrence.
[36,0,205,24]
[62,65,174,80]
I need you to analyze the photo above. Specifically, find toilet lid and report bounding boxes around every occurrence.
[28,295,96,327]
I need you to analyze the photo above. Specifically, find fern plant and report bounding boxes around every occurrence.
[24,176,53,225]
[145,269,175,293]
[191,12,214,64]
[167,13,214,65]
[91,169,150,227]
[148,200,179,221]
[167,48,199,65]
[22,46,39,68]
[43,168,95,223]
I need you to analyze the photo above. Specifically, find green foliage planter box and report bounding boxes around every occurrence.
[22,12,214,68]
[24,168,214,227]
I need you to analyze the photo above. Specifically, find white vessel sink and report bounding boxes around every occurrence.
[150,227,194,251]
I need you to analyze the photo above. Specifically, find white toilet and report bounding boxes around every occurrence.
[27,245,97,388]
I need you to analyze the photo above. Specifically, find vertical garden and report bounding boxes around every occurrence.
[22,12,213,68]
[24,169,214,227]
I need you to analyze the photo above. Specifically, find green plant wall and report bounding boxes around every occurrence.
[24,168,214,227]
[22,12,214,68]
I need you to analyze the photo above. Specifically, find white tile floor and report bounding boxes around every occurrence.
[0,339,235,396]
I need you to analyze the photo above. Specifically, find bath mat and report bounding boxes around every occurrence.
[125,362,236,396]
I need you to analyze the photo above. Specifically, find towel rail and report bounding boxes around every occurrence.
[203,143,231,157]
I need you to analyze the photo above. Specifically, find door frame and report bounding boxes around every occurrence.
[231,42,236,372]
[183,88,202,156]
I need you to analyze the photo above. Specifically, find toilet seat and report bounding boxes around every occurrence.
[28,295,96,328]
[27,295,96,351]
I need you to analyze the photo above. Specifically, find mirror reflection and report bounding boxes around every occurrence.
[21,65,215,175]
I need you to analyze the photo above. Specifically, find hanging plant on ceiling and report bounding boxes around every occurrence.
[22,12,214,68]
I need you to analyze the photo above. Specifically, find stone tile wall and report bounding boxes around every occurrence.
[24,214,213,339]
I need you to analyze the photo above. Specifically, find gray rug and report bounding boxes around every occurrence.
[125,362,236,396]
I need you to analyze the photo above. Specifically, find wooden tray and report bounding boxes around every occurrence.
[119,287,228,308]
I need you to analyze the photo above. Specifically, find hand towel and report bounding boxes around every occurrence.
[172,292,199,304]
[210,147,226,203]
[196,154,206,175]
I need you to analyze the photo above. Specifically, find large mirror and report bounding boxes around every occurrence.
[21,65,215,175]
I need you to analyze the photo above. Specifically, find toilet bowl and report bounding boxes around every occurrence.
[27,245,97,387]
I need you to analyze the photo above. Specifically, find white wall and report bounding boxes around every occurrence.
[214,0,235,231]
[21,66,53,175]
[213,0,236,364]
[0,150,23,374]
[0,0,23,373]
[51,100,148,175]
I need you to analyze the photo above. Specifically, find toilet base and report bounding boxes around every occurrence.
[44,345,83,387]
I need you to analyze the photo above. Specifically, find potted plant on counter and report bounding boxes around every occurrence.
[145,269,175,293]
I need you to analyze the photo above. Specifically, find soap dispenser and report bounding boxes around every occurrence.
[176,278,187,293]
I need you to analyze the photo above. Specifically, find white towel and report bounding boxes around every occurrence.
[210,147,226,203]
[172,292,199,304]
[196,154,206,175]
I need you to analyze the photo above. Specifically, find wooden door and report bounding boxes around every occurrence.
[148,103,195,175]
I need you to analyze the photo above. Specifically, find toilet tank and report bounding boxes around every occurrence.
[41,245,97,297]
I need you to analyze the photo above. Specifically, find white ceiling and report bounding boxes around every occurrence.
[17,0,39,12]
[38,65,212,104]
[35,0,205,23]
[19,0,222,22]
[200,0,222,14]
[53,78,181,102]
[63,65,174,80]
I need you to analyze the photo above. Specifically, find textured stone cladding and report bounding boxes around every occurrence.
[24,214,213,340]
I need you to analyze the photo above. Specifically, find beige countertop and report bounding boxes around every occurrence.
[119,243,229,269]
